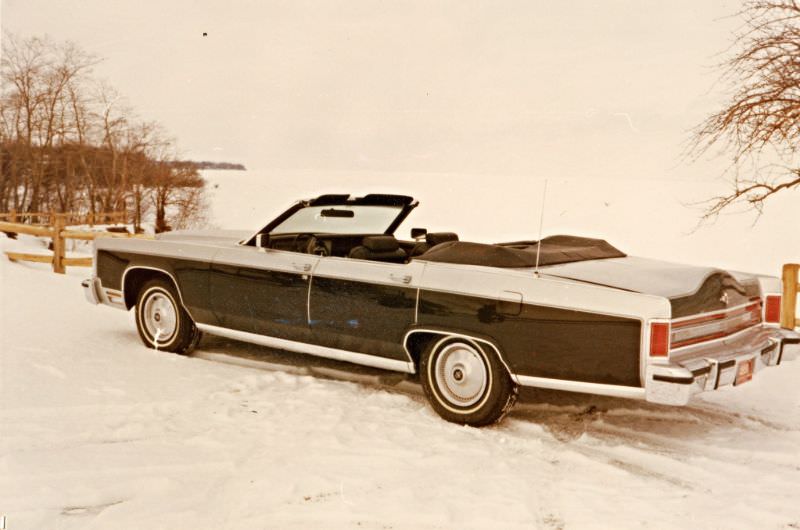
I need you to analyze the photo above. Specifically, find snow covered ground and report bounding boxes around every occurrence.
[2,173,800,529]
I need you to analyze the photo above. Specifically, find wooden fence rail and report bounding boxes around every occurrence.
[781,264,799,330]
[1,218,150,274]
[0,210,126,226]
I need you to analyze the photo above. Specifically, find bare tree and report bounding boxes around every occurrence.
[691,0,800,217]
[145,138,205,233]
[0,33,207,231]
[0,35,98,217]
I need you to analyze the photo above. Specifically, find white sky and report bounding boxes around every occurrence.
[2,0,738,178]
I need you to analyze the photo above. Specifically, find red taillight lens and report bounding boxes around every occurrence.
[764,295,781,323]
[650,322,670,357]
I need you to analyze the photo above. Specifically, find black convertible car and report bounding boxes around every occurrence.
[83,194,799,425]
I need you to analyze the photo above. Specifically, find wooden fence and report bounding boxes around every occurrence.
[0,209,126,226]
[781,264,799,329]
[0,214,149,274]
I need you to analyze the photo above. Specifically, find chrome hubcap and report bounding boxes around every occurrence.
[434,342,488,407]
[143,292,177,343]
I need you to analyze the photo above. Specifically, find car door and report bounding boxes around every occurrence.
[209,245,319,343]
[309,257,424,363]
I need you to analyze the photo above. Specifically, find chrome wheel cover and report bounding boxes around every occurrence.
[434,342,488,407]
[143,291,178,343]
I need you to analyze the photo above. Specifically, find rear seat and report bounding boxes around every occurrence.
[410,232,459,258]
[348,235,407,263]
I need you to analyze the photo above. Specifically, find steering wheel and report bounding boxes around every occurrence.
[292,233,329,256]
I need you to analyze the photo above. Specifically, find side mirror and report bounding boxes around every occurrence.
[411,227,427,240]
[255,233,270,248]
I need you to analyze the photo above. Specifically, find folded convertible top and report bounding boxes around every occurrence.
[418,235,626,268]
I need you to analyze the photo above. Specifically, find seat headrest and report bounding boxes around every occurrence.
[362,235,399,252]
[426,232,459,246]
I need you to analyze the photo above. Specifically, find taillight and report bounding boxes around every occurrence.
[649,322,670,357]
[764,295,781,323]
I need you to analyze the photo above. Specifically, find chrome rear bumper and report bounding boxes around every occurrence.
[646,327,800,406]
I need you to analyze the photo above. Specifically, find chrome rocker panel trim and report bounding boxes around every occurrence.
[196,323,416,374]
[514,375,646,399]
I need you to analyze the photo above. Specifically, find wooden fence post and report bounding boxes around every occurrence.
[9,208,17,223]
[781,264,798,330]
[52,214,65,274]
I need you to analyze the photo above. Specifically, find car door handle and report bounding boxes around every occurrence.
[292,262,312,272]
[389,273,412,284]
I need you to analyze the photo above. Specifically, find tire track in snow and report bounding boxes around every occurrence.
[190,345,799,527]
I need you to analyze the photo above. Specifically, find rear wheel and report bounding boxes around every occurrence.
[134,278,200,354]
[420,336,518,426]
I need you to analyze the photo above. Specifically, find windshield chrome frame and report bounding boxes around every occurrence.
[239,194,418,247]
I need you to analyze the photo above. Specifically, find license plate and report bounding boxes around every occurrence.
[735,358,754,386]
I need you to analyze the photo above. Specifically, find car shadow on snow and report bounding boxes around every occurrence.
[510,388,771,444]
[192,334,790,446]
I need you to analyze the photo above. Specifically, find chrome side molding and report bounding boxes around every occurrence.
[196,323,416,374]
[515,375,646,400]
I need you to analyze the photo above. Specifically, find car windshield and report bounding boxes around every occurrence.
[270,205,403,235]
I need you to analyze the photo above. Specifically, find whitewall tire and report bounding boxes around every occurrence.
[420,336,518,426]
[135,278,200,354]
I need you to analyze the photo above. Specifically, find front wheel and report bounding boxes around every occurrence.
[420,336,518,426]
[135,278,200,354]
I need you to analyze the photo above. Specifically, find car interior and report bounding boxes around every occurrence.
[262,230,460,264]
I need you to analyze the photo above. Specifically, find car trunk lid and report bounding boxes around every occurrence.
[540,256,761,316]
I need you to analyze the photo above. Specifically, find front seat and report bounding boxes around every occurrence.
[348,235,407,263]
[410,232,459,258]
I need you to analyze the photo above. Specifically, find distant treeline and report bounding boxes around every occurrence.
[0,35,206,232]
[183,161,246,171]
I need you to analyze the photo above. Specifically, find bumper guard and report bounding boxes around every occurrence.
[81,277,102,305]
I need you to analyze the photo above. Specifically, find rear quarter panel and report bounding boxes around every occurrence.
[416,263,671,386]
